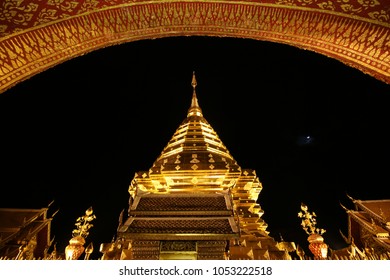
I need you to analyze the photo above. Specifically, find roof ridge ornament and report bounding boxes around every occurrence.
[187,71,203,117]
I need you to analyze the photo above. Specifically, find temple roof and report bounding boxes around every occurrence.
[122,72,273,249]
[348,211,389,237]
[129,193,233,216]
[0,208,52,259]
[343,197,390,253]
[0,208,46,228]
[149,72,241,179]
[354,199,390,224]
[118,217,239,240]
[135,196,227,212]
[0,208,49,243]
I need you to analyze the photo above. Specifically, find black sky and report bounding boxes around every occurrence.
[1,36,390,259]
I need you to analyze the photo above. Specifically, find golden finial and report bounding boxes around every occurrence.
[47,200,55,207]
[298,203,326,235]
[346,193,355,202]
[298,203,328,259]
[191,71,197,90]
[339,202,349,212]
[65,207,96,260]
[187,71,202,117]
[72,207,96,238]
[84,242,94,260]
[51,209,59,218]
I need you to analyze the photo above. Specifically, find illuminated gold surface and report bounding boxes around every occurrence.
[0,0,389,94]
[101,74,288,260]
[65,207,96,260]
[298,203,329,259]
[2,71,390,259]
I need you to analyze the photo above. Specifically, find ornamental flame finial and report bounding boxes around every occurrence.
[191,71,197,90]
[298,203,326,236]
[72,207,96,238]
[187,71,202,117]
[298,203,328,259]
[65,207,96,260]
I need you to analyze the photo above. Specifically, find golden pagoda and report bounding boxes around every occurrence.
[99,72,292,260]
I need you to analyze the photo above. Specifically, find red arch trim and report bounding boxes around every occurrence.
[0,2,389,93]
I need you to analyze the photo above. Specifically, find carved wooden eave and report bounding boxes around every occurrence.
[0,208,53,259]
[0,208,50,243]
[0,0,389,95]
[353,199,390,225]
[341,197,390,255]
[348,211,388,236]
[372,236,390,251]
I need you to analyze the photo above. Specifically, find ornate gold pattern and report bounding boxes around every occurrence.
[197,240,228,259]
[126,219,235,234]
[0,1,389,94]
[109,75,287,260]
[160,241,197,251]
[0,0,388,37]
[130,240,160,247]
[65,207,96,260]
[298,203,326,236]
[298,203,329,259]
[136,196,228,211]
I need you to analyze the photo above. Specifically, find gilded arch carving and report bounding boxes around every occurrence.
[0,0,389,94]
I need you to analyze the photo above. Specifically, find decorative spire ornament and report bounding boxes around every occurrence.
[187,71,202,117]
[298,203,328,259]
[191,70,197,89]
[65,207,96,260]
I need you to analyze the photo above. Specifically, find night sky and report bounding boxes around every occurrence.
[1,36,390,259]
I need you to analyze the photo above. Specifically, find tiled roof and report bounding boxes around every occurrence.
[0,208,46,228]
[149,76,241,176]
[121,217,237,235]
[134,196,228,212]
[348,211,388,235]
[356,200,390,223]
[0,208,48,244]
[0,208,51,259]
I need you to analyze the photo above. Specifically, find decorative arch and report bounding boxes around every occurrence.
[0,1,389,94]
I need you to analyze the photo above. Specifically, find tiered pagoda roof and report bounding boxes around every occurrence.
[109,72,290,260]
[130,72,241,194]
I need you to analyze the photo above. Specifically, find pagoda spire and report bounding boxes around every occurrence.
[187,71,203,117]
